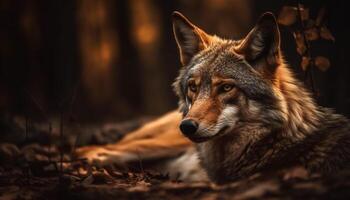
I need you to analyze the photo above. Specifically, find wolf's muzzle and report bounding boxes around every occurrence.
[180,119,198,136]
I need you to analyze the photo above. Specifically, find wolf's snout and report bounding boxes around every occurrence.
[180,119,198,136]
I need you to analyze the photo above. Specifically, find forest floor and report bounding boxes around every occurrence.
[1,116,350,200]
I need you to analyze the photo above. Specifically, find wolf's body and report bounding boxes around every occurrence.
[77,12,350,183]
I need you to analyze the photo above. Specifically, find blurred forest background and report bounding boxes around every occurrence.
[1,0,349,123]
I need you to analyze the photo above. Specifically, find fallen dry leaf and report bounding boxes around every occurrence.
[0,143,20,163]
[81,174,94,185]
[234,180,279,199]
[283,166,309,180]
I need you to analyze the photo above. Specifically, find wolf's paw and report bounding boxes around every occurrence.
[75,146,125,168]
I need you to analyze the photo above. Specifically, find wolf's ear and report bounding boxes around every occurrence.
[172,11,210,66]
[236,12,281,69]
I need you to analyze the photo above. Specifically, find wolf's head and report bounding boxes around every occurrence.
[172,12,287,143]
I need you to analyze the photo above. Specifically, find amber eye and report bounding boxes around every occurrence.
[188,83,197,93]
[222,84,234,92]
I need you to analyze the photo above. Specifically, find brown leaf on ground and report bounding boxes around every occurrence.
[283,166,309,180]
[234,180,279,200]
[92,170,115,184]
[0,143,20,163]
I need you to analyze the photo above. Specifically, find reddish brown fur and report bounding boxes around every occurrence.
[76,12,350,183]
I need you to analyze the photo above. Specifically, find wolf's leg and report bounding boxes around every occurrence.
[76,110,191,165]
[77,131,191,164]
[118,110,183,144]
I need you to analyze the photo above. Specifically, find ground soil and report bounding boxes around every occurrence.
[1,116,350,200]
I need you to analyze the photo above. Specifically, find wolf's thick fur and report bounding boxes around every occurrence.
[76,12,350,183]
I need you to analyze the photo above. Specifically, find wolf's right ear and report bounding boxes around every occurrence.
[235,12,281,70]
[172,12,210,66]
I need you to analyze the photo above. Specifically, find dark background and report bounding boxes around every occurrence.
[1,0,349,123]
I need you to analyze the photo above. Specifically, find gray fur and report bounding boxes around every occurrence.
[172,12,350,183]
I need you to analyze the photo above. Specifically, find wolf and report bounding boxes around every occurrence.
[76,12,350,184]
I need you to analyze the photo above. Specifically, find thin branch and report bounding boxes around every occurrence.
[59,110,64,177]
[296,3,315,93]
[48,122,53,163]
[24,89,50,122]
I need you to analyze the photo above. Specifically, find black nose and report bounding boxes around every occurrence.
[180,119,199,136]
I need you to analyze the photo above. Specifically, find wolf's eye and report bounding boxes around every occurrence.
[188,83,197,93]
[222,84,234,92]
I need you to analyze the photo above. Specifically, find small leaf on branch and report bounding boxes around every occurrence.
[293,32,307,55]
[305,27,319,41]
[316,7,326,26]
[301,56,310,71]
[300,7,309,21]
[278,6,298,26]
[315,56,331,71]
[320,26,335,41]
[278,5,309,26]
[304,19,315,29]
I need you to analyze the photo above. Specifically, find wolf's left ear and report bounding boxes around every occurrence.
[236,12,281,70]
[172,11,211,66]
